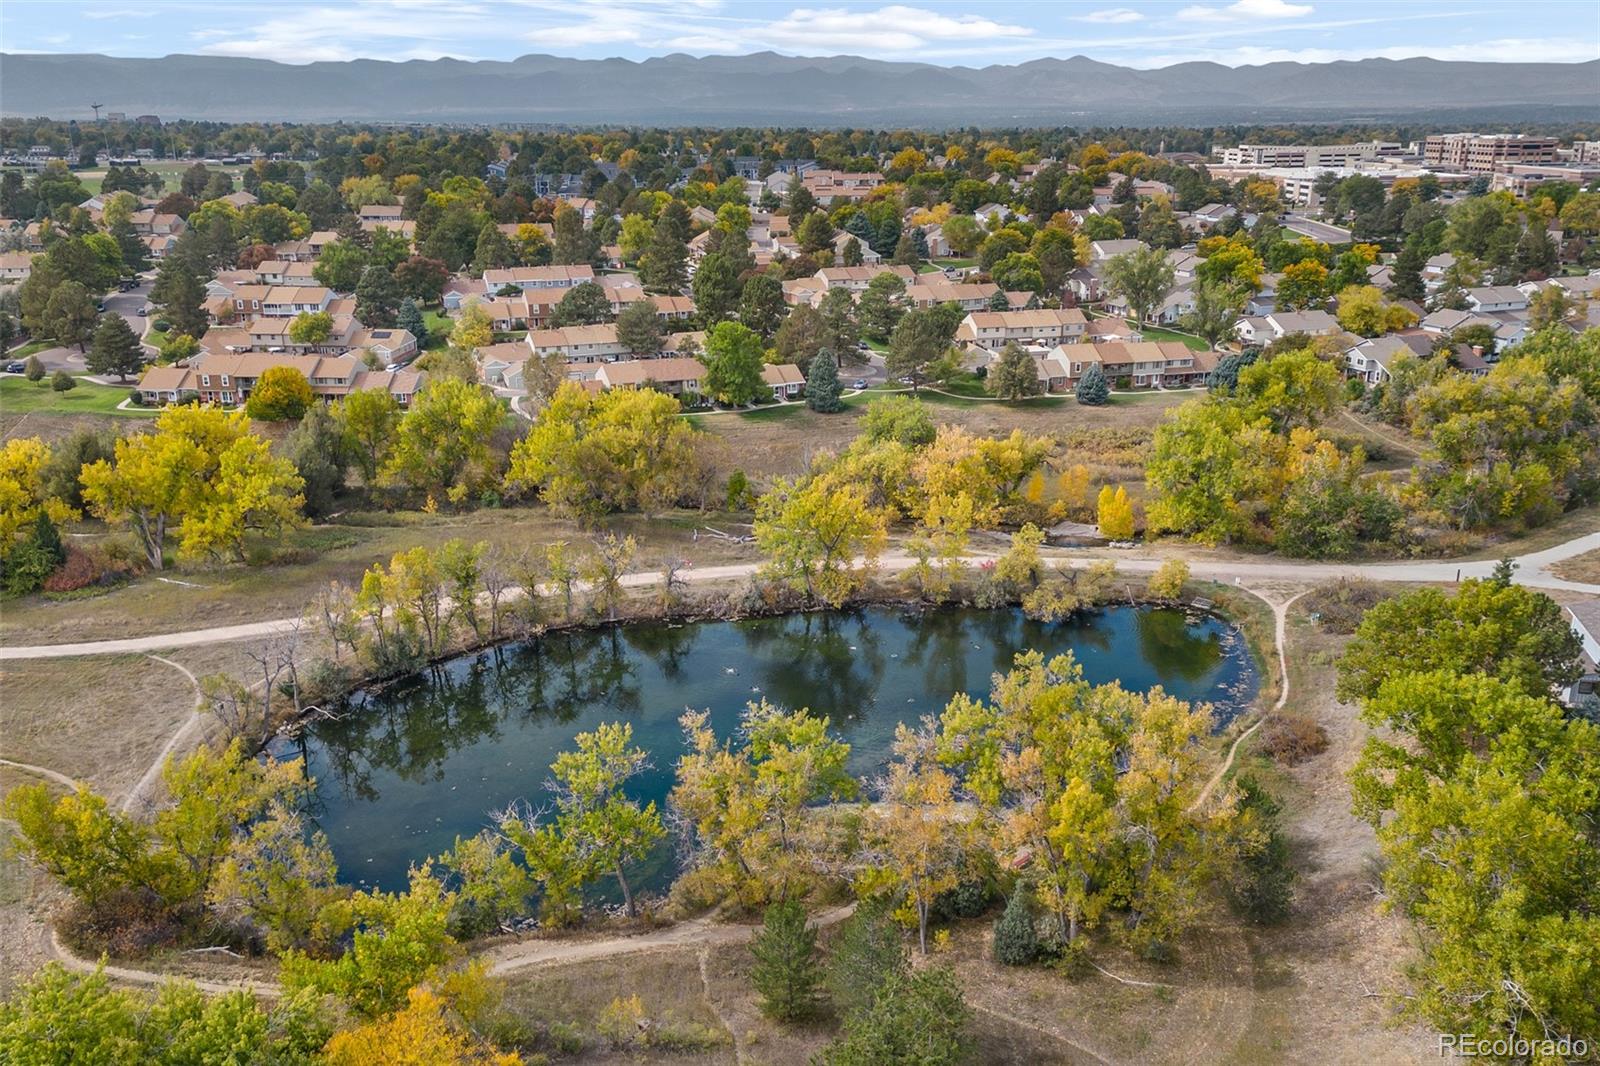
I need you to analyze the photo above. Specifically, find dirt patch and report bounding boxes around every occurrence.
[1552,546,1600,585]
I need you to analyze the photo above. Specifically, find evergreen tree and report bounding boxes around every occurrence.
[470,221,514,273]
[841,236,864,266]
[152,254,208,339]
[738,273,786,341]
[988,342,1043,400]
[615,298,665,354]
[992,881,1041,966]
[819,967,973,1066]
[86,312,144,381]
[805,348,844,412]
[642,201,690,292]
[823,900,907,1017]
[1074,362,1109,406]
[354,265,401,328]
[552,281,611,327]
[1388,237,1427,304]
[109,219,149,275]
[891,229,919,266]
[750,900,823,1022]
[987,288,1011,311]
[692,251,741,324]
[396,298,427,345]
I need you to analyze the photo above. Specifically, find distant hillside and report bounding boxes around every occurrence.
[3,52,1597,126]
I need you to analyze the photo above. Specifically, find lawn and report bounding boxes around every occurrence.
[4,340,51,360]
[930,257,977,270]
[423,310,453,349]
[0,374,150,417]
[1553,547,1600,585]
[1134,324,1211,351]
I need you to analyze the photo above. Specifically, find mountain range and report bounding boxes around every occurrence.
[3,52,1597,126]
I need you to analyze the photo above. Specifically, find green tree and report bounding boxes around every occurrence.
[552,281,610,327]
[824,900,907,1016]
[50,369,76,392]
[288,310,334,346]
[42,280,97,351]
[151,254,208,339]
[819,966,973,1066]
[739,272,786,340]
[1336,580,1583,705]
[820,285,862,359]
[615,297,665,354]
[860,394,935,445]
[546,722,664,917]
[312,239,369,293]
[1235,347,1342,431]
[86,312,143,381]
[1181,280,1248,349]
[80,405,305,567]
[749,900,823,1022]
[773,303,827,372]
[692,251,741,324]
[754,474,887,606]
[354,264,402,328]
[641,200,690,292]
[805,348,844,412]
[701,320,766,406]
[337,388,402,485]
[987,342,1042,400]
[886,308,948,391]
[1103,245,1175,325]
[396,297,427,345]
[1074,362,1109,405]
[857,271,907,341]
[382,378,502,503]
[992,881,1041,965]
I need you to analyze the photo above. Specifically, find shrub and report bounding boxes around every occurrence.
[24,355,45,381]
[547,1021,584,1054]
[824,900,907,1017]
[1301,578,1389,634]
[1257,712,1330,765]
[152,319,171,332]
[51,370,76,392]
[930,878,996,921]
[992,881,1041,966]
[126,388,144,406]
[40,546,105,594]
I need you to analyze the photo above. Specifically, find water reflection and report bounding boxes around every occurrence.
[294,605,1257,891]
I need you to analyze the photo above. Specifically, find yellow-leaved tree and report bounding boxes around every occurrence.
[1096,484,1135,540]
[0,436,78,558]
[80,406,304,569]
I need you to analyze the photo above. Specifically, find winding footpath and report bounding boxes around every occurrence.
[3,531,1597,662]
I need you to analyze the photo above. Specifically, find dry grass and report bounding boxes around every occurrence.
[0,654,197,800]
[3,506,764,646]
[1552,546,1600,585]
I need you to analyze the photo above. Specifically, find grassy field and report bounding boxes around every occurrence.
[1134,324,1211,351]
[4,341,52,361]
[0,375,150,417]
[71,160,251,196]
[423,310,452,349]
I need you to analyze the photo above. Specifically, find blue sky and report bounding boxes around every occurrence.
[2,0,1597,67]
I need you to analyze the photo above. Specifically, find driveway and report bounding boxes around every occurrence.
[3,277,154,372]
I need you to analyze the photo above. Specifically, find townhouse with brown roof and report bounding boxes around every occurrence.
[136,353,424,407]
[955,308,1088,350]
[483,265,596,292]
[525,323,630,363]
[813,264,917,293]
[903,280,1001,311]
[1040,341,1218,390]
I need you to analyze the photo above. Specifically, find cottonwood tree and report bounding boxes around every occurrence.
[858,723,970,953]
[381,378,502,503]
[581,532,636,622]
[987,342,1042,400]
[81,406,305,569]
[1103,245,1175,325]
[754,474,887,606]
[546,722,664,917]
[936,651,1230,952]
[671,700,856,903]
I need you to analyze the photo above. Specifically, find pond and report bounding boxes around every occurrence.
[282,605,1259,893]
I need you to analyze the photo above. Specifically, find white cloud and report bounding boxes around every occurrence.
[1178,0,1313,22]
[1133,36,1600,67]
[194,0,497,63]
[757,6,1032,51]
[1076,8,1145,23]
[84,7,161,18]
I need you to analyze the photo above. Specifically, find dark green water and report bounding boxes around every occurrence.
[286,605,1257,892]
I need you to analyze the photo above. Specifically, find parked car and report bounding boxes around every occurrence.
[95,302,107,312]
[852,379,868,389]
[137,307,149,316]
[4,361,26,374]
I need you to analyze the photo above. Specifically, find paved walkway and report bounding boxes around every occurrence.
[4,531,1596,661]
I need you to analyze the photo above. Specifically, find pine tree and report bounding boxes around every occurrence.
[824,901,907,1017]
[153,255,208,339]
[805,348,844,412]
[86,313,144,381]
[750,900,823,1022]
[396,298,427,346]
[355,265,401,328]
[891,229,918,266]
[988,342,1043,400]
[992,881,1040,966]
[1074,362,1109,405]
[987,288,1010,311]
[31,510,65,568]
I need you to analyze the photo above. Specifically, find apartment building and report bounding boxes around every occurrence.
[1216,141,1403,168]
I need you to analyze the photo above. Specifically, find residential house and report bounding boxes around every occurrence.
[594,357,705,395]
[358,204,403,222]
[0,252,33,282]
[1089,239,1149,262]
[1462,286,1529,313]
[1344,334,1418,385]
[483,265,595,293]
[526,323,629,364]
[129,210,186,236]
[1103,286,1198,326]
[903,280,1001,311]
[258,286,334,317]
[136,352,423,407]
[1039,341,1217,390]
[955,308,1088,350]
[814,264,917,293]
[832,231,882,265]
[761,363,806,400]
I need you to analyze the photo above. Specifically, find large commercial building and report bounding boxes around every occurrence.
[1215,142,1403,168]
[1422,133,1560,173]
